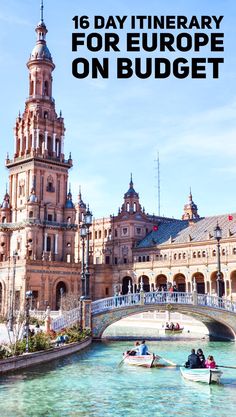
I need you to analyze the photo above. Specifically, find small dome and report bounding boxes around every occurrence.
[65,190,74,209]
[30,43,52,61]
[124,175,139,199]
[1,192,10,209]
[65,200,74,209]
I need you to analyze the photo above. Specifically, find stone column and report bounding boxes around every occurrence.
[44,131,48,151]
[44,232,48,251]
[55,234,58,255]
[25,130,29,152]
[61,135,64,155]
[53,133,56,154]
[36,128,40,149]
[19,133,23,154]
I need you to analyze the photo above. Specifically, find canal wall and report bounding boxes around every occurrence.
[0,337,92,374]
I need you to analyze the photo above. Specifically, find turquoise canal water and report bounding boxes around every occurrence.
[0,340,236,417]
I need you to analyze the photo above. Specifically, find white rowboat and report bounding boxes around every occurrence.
[123,353,159,368]
[180,367,223,384]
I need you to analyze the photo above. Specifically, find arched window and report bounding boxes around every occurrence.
[233,248,236,255]
[2,217,6,223]
[174,253,177,260]
[212,250,216,257]
[30,80,34,95]
[133,202,137,212]
[56,281,67,310]
[202,251,206,257]
[66,254,71,263]
[138,256,142,262]
[183,252,186,259]
[29,211,33,218]
[126,202,130,211]
[178,253,182,259]
[44,80,49,96]
[98,230,102,239]
[222,248,226,256]
[95,231,97,239]
[46,236,51,252]
[193,252,196,258]
[197,251,201,258]
[104,229,107,238]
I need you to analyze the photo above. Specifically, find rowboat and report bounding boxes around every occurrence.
[180,367,223,384]
[123,353,159,368]
[165,327,184,334]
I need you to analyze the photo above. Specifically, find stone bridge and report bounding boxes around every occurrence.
[91,291,236,341]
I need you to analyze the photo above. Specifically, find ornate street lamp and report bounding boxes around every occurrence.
[84,206,93,299]
[80,224,87,298]
[214,223,223,298]
[9,250,18,332]
[25,290,33,353]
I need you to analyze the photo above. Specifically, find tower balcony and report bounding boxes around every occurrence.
[5,152,73,168]
[25,95,55,105]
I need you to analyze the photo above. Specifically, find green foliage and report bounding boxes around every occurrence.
[0,325,91,359]
[0,345,12,359]
[29,317,44,326]
[56,326,91,343]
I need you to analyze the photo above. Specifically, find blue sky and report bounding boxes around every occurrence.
[0,0,236,220]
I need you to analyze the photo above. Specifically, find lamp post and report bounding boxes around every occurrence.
[25,290,33,353]
[214,223,223,298]
[9,250,18,332]
[84,206,93,299]
[80,224,87,298]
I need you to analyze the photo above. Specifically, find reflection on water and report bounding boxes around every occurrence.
[0,340,235,416]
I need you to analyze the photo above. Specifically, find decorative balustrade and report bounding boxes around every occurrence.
[51,306,81,332]
[91,291,236,315]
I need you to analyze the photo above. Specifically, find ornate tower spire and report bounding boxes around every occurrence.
[120,175,141,214]
[182,189,200,220]
[40,0,44,24]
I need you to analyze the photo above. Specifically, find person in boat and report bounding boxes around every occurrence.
[175,322,180,330]
[170,322,175,330]
[126,341,140,356]
[185,349,201,369]
[138,340,150,355]
[205,355,216,369]
[197,348,206,368]
[165,322,170,329]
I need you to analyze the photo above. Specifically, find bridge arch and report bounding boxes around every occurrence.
[92,302,236,341]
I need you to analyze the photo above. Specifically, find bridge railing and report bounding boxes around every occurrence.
[51,306,81,332]
[91,293,141,314]
[91,291,236,315]
[144,291,193,305]
[197,294,236,312]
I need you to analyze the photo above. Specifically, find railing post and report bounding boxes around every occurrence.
[45,306,51,333]
[81,299,92,330]
[140,289,144,305]
[192,289,198,305]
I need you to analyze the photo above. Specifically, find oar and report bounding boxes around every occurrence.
[158,355,177,366]
[117,353,128,368]
[217,365,236,369]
